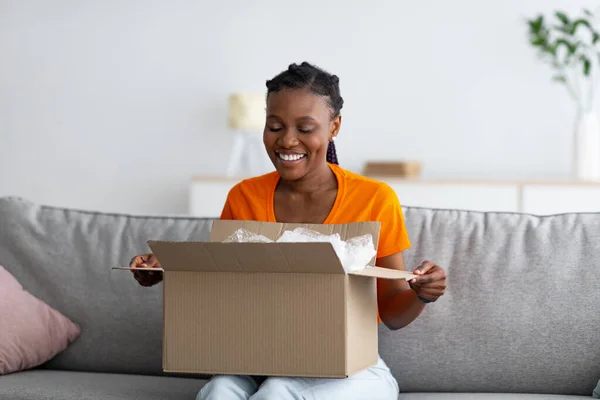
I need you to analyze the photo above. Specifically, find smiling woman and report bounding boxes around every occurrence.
[265,62,341,171]
[129,61,447,400]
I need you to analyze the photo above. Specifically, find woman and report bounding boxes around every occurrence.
[130,62,447,400]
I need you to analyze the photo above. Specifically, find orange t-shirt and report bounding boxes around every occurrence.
[219,163,412,324]
[220,163,411,258]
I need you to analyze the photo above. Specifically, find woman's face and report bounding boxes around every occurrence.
[263,87,340,181]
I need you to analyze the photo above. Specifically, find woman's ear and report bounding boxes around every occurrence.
[329,114,342,141]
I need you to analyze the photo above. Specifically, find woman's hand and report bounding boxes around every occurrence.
[130,253,163,287]
[409,261,447,303]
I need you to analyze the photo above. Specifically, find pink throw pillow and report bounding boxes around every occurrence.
[0,266,81,375]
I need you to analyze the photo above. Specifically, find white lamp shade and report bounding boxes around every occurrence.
[228,92,266,131]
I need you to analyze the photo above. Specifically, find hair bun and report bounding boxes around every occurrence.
[331,75,339,84]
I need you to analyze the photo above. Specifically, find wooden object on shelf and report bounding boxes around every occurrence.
[363,161,422,178]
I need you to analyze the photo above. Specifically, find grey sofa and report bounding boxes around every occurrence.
[0,196,598,400]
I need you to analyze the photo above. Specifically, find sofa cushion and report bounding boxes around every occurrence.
[0,370,207,400]
[380,207,600,396]
[0,197,213,376]
[0,266,80,375]
[0,370,588,400]
[399,394,588,400]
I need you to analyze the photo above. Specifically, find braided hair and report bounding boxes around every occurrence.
[266,62,343,165]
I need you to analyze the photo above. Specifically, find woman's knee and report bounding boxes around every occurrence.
[196,375,259,400]
[251,371,399,400]
[250,377,304,400]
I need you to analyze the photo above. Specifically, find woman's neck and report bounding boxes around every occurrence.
[277,163,337,194]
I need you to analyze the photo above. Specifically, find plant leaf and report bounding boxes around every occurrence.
[529,15,544,33]
[581,55,591,76]
[552,75,567,83]
[569,41,580,55]
[530,37,546,46]
[536,15,544,28]
[555,11,570,25]
[571,18,592,35]
[553,39,577,59]
[594,32,600,45]
[584,8,593,17]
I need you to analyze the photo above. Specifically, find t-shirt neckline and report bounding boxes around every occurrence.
[267,163,344,224]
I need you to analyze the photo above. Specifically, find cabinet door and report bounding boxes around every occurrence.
[388,183,520,213]
[522,185,600,215]
[189,180,237,217]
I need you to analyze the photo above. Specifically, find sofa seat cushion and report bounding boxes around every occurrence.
[400,394,588,399]
[0,370,589,400]
[0,370,207,400]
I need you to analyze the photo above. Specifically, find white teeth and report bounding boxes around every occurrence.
[278,153,306,161]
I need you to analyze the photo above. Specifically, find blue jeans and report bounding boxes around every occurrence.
[196,355,399,400]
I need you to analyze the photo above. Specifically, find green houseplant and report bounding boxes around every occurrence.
[527,9,600,180]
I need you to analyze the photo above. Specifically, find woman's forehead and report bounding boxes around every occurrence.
[266,88,330,118]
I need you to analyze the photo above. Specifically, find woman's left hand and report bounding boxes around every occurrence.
[409,261,447,303]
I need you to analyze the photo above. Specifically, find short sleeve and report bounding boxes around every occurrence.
[370,183,411,258]
[219,188,236,220]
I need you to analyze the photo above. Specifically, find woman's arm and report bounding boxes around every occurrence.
[376,252,447,330]
[376,252,425,330]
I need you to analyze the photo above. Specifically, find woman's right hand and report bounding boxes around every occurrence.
[130,253,163,287]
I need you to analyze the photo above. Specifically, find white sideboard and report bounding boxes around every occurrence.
[189,176,600,217]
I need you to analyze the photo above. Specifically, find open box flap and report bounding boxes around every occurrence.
[111,266,165,272]
[146,240,349,274]
[349,266,417,281]
[112,264,418,281]
[112,220,383,274]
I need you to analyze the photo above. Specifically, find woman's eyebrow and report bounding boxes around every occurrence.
[266,115,317,122]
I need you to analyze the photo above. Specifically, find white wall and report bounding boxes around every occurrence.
[0,0,596,215]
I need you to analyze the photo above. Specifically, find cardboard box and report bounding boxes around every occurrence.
[116,220,416,378]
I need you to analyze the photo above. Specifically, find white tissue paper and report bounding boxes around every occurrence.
[222,228,272,243]
[223,227,377,273]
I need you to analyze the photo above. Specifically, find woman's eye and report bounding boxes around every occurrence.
[298,127,315,134]
[268,126,282,132]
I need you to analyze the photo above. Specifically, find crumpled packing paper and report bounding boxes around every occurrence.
[223,227,376,273]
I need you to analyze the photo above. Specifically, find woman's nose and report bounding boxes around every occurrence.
[278,129,299,148]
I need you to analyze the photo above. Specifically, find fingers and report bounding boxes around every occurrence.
[129,253,163,287]
[133,269,163,287]
[410,262,445,285]
[129,255,143,268]
[139,254,160,275]
[411,273,436,285]
[136,274,163,287]
[130,254,159,268]
[417,286,446,297]
[413,260,436,276]
[416,286,446,302]
[142,254,159,268]
[410,281,446,291]
[409,261,447,302]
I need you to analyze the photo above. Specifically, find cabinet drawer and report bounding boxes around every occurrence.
[522,185,600,215]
